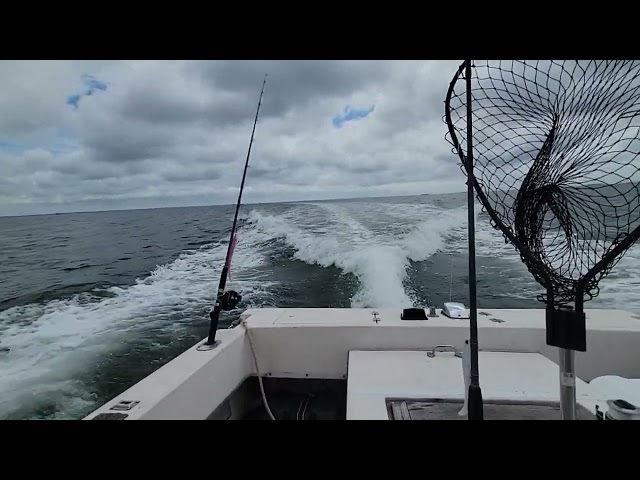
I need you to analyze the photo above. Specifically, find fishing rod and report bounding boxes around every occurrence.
[202,74,267,348]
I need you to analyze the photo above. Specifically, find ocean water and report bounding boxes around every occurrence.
[1,193,640,420]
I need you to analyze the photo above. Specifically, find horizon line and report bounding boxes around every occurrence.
[0,190,470,219]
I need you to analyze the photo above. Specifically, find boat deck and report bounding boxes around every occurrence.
[346,350,598,420]
[83,308,640,420]
[387,399,595,420]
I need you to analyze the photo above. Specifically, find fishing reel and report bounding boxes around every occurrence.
[219,290,242,311]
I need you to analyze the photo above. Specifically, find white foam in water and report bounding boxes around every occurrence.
[248,202,640,312]
[469,214,640,310]
[0,235,270,419]
[589,244,640,310]
[3,199,639,420]
[247,203,470,308]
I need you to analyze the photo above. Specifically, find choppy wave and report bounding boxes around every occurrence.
[1,197,639,420]
[0,237,271,419]
[246,203,471,307]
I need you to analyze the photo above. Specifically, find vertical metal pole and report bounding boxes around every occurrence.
[465,60,483,420]
[557,293,582,420]
[559,348,576,420]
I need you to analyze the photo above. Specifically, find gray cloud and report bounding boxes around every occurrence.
[196,60,391,117]
[0,60,473,216]
[0,61,76,138]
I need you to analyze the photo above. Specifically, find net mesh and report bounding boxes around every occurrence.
[444,60,640,306]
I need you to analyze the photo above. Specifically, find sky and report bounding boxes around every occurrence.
[0,60,472,216]
[1,60,639,217]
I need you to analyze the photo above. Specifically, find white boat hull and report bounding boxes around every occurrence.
[84,307,640,420]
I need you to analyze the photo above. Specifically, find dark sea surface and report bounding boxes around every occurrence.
[1,193,639,420]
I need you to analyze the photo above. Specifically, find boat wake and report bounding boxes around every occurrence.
[1,198,638,420]
[0,239,272,419]
[246,203,470,307]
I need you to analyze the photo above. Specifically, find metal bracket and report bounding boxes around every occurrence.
[197,340,221,351]
[427,345,462,358]
[92,413,129,420]
[110,400,139,411]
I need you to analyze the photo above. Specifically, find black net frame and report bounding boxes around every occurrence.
[444,61,640,355]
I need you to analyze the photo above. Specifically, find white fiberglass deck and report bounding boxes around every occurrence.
[83,307,640,420]
[346,350,594,420]
[240,307,640,382]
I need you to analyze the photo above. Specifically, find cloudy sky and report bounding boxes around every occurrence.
[0,60,468,216]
